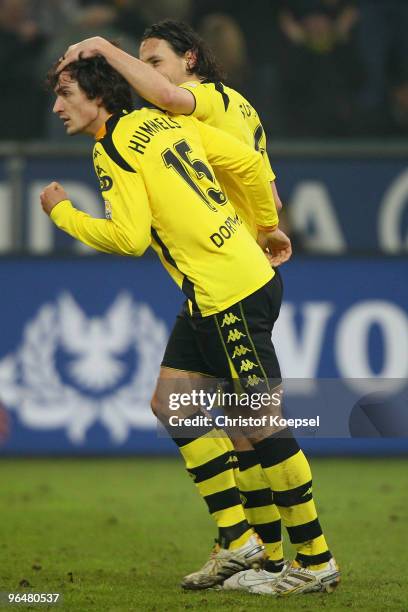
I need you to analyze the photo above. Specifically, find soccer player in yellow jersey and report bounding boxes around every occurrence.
[58,21,290,585]
[55,27,340,596]
[58,23,283,235]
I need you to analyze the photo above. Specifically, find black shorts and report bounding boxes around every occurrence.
[162,271,283,391]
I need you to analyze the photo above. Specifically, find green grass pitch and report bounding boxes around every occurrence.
[0,457,407,611]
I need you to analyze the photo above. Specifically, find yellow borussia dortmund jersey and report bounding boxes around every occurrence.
[51,108,277,317]
[180,81,276,237]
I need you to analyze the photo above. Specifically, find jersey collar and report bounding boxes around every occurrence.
[95,116,111,141]
[95,110,130,141]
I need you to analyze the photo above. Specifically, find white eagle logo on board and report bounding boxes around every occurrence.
[0,292,167,444]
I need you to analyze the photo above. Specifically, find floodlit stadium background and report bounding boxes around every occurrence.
[0,2,407,609]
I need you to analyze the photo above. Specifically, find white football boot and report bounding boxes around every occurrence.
[222,562,289,591]
[249,558,341,596]
[181,534,265,590]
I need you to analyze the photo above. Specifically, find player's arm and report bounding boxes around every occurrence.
[253,119,283,212]
[58,37,196,115]
[271,181,283,212]
[196,120,291,264]
[41,147,151,256]
[195,120,279,229]
[264,157,283,213]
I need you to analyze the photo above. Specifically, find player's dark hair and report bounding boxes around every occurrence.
[141,19,225,82]
[47,55,133,114]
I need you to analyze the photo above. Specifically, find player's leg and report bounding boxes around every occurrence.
[152,366,255,550]
[222,272,284,573]
[249,427,340,595]
[227,433,284,571]
[192,274,339,595]
[219,432,286,592]
[235,277,334,576]
[164,310,282,563]
[243,281,339,595]
[160,308,284,583]
[151,312,264,588]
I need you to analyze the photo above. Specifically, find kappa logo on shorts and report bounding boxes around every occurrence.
[221,312,242,327]
[0,293,167,445]
[246,375,265,388]
[232,345,252,358]
[239,359,258,373]
[227,329,246,343]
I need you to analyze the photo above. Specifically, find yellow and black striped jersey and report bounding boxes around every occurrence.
[51,108,277,317]
[180,80,276,237]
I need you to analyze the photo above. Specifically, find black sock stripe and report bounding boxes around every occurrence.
[296,550,332,567]
[236,449,261,471]
[218,519,251,547]
[205,487,242,514]
[251,520,281,544]
[273,481,313,507]
[172,436,195,448]
[240,487,273,508]
[286,518,323,544]
[187,451,236,482]
[254,428,300,468]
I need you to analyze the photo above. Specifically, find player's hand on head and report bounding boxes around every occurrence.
[258,227,292,267]
[40,182,68,215]
[58,36,107,72]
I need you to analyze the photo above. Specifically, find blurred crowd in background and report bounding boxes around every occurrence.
[1,0,408,141]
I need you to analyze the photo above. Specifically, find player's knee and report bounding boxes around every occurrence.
[150,392,169,422]
[150,393,160,417]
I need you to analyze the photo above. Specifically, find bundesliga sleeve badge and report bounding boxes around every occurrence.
[104,199,112,220]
